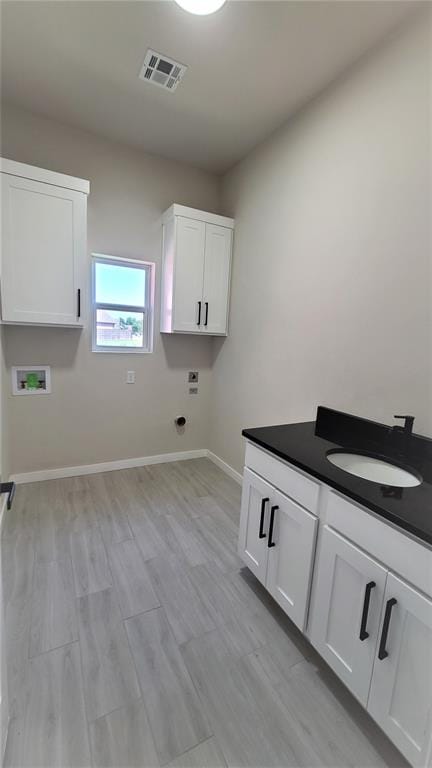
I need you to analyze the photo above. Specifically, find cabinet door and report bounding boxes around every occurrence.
[266,491,318,630]
[265,489,317,631]
[368,573,432,767]
[1,174,85,326]
[238,468,273,585]
[172,216,205,333]
[309,526,387,705]
[201,224,232,335]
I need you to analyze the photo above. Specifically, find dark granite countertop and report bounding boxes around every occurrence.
[243,407,432,546]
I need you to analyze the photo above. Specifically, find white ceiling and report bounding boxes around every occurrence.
[0,0,421,173]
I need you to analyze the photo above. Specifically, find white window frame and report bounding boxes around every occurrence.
[91,253,155,353]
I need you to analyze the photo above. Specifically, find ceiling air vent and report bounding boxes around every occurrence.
[139,49,187,93]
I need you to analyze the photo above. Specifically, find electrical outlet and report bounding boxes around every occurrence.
[189,387,198,395]
[126,371,135,384]
[188,371,199,383]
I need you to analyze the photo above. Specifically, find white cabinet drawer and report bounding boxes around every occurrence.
[244,442,320,514]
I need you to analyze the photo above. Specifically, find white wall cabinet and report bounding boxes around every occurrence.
[239,441,432,766]
[160,204,234,336]
[201,223,232,335]
[238,467,317,631]
[0,158,89,327]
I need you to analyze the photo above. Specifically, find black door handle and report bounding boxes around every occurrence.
[268,505,278,548]
[359,581,376,640]
[197,301,202,325]
[77,288,81,318]
[259,497,269,539]
[378,598,397,660]
[204,302,209,326]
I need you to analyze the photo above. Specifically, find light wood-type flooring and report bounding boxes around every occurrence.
[2,458,408,767]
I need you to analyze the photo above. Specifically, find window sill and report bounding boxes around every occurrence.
[92,347,153,354]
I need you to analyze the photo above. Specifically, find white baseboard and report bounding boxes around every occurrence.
[10,449,208,484]
[10,447,243,486]
[206,451,243,485]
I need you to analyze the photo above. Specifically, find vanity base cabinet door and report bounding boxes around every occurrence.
[309,526,387,706]
[265,490,317,631]
[238,469,273,585]
[367,573,432,768]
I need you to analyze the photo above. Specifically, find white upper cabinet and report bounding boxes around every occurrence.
[202,224,232,335]
[160,204,234,336]
[1,158,89,327]
[171,216,206,333]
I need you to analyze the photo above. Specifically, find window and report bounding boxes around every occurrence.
[92,254,154,353]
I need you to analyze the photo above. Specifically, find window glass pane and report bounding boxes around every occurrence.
[95,262,146,306]
[96,309,144,348]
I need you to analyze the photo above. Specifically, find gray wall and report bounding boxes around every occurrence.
[2,12,430,477]
[1,104,221,474]
[210,14,432,472]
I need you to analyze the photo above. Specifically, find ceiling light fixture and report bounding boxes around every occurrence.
[174,0,226,15]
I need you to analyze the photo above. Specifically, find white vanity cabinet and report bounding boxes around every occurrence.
[368,573,432,767]
[0,158,89,327]
[160,204,233,336]
[239,440,432,767]
[238,451,318,631]
[312,535,432,766]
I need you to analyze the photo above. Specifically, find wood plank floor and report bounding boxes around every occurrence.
[3,458,408,767]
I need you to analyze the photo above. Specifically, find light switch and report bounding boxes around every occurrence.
[126,371,135,384]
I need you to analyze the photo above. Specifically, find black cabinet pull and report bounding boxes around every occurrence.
[378,598,397,660]
[204,302,209,326]
[268,505,278,548]
[197,301,202,325]
[0,481,15,510]
[77,288,81,318]
[359,581,376,640]
[259,497,269,539]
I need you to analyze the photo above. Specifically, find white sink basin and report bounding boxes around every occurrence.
[326,451,422,488]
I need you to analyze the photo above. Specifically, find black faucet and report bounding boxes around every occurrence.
[391,414,415,455]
